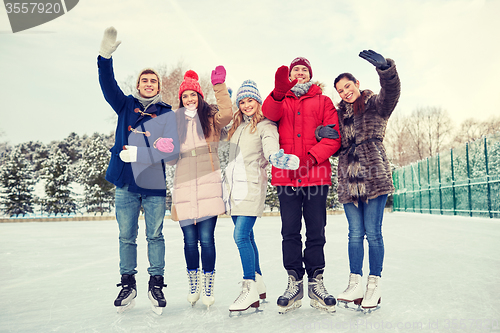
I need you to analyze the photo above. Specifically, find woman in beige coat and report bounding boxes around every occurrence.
[224,80,299,314]
[173,67,232,308]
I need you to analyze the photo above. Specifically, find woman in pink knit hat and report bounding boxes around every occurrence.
[171,67,232,309]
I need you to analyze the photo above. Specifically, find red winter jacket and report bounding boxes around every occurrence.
[262,84,341,187]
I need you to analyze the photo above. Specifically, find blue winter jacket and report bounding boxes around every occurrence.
[98,56,179,196]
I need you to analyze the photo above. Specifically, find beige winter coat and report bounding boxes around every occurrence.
[223,116,280,217]
[172,83,232,222]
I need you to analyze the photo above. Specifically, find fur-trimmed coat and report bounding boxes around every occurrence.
[333,59,400,205]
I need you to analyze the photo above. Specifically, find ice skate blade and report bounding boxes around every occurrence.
[229,307,263,317]
[278,299,302,314]
[151,304,164,315]
[310,299,336,313]
[338,300,363,312]
[116,299,135,314]
[362,305,380,314]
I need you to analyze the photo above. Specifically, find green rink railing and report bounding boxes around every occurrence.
[392,134,500,218]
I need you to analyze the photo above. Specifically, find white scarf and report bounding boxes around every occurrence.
[185,109,197,118]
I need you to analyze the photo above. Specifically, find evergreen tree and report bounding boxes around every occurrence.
[41,147,77,215]
[58,132,83,164]
[0,131,9,164]
[264,166,279,211]
[487,135,500,176]
[17,141,48,173]
[78,134,114,214]
[327,156,340,209]
[165,164,175,211]
[0,147,36,217]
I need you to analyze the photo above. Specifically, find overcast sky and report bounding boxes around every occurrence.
[1,0,499,145]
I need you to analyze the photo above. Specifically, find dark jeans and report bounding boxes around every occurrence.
[180,216,217,272]
[277,185,329,279]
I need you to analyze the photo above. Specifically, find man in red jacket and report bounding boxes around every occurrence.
[262,57,341,314]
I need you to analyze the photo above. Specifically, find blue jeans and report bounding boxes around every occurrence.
[115,185,166,276]
[180,216,217,272]
[232,216,262,281]
[343,194,388,277]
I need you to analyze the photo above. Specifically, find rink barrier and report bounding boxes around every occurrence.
[392,134,500,219]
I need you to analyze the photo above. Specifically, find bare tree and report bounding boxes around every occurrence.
[452,116,500,146]
[385,106,454,166]
[158,62,185,109]
[385,113,411,167]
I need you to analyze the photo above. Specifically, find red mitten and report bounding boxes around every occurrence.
[272,66,297,101]
[290,154,317,180]
[154,137,174,153]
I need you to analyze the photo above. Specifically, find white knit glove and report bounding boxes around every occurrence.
[119,146,137,163]
[99,26,121,59]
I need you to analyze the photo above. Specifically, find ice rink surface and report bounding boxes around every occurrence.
[1,212,499,333]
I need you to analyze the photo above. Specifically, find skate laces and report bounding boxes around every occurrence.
[312,278,330,298]
[151,286,164,300]
[116,283,134,298]
[187,270,199,294]
[364,277,378,300]
[233,280,251,303]
[204,271,215,297]
[117,287,131,298]
[343,274,359,293]
[283,275,300,298]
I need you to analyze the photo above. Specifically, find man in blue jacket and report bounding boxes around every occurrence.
[97,26,179,314]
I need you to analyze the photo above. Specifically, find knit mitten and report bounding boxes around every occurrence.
[154,138,174,153]
[119,145,137,163]
[211,66,226,85]
[272,66,297,101]
[99,26,122,59]
[269,149,299,170]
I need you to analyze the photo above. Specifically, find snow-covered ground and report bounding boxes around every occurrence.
[1,212,499,333]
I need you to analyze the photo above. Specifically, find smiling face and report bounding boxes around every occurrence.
[289,65,311,84]
[137,73,159,98]
[335,77,361,104]
[238,97,259,117]
[181,90,199,110]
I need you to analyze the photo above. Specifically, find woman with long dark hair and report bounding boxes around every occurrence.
[172,67,232,309]
[317,50,401,312]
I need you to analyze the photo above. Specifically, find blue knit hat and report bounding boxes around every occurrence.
[236,80,262,106]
